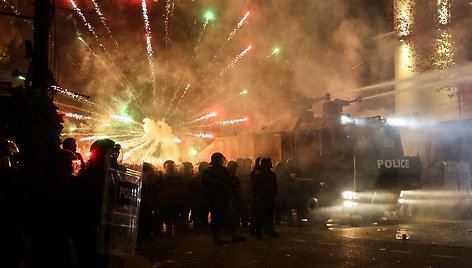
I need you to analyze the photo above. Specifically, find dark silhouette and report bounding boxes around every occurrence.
[62,137,85,175]
[0,138,25,268]
[72,138,116,268]
[202,153,245,244]
[252,157,279,239]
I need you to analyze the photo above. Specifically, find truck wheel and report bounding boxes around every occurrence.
[307,197,330,224]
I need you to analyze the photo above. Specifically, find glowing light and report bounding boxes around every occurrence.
[80,135,109,141]
[267,47,281,58]
[394,0,415,37]
[433,29,456,70]
[342,191,359,200]
[240,89,248,95]
[205,117,249,127]
[386,116,436,128]
[437,0,451,25]
[343,200,358,207]
[141,0,157,100]
[175,138,182,143]
[190,148,198,156]
[397,41,417,77]
[69,127,77,132]
[110,114,134,124]
[204,11,215,21]
[64,112,93,121]
[187,133,215,139]
[182,112,217,125]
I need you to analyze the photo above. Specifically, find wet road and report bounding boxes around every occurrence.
[138,216,472,267]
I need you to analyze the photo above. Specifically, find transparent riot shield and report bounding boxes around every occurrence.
[97,155,142,256]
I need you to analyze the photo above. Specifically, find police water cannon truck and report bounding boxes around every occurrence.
[199,95,422,224]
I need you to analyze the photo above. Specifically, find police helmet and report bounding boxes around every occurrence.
[210,152,225,166]
[89,138,115,162]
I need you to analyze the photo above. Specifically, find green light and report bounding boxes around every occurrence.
[240,89,248,95]
[204,11,215,21]
[122,115,133,123]
[273,47,280,54]
[17,75,26,81]
[77,36,85,43]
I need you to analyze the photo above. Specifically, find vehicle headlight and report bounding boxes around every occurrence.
[342,191,359,200]
[399,190,404,198]
[343,200,358,207]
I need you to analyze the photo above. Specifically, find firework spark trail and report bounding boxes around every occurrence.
[164,85,181,118]
[77,35,97,55]
[54,102,102,116]
[266,48,280,59]
[181,112,217,125]
[164,0,174,49]
[219,45,252,76]
[79,133,143,141]
[123,139,152,161]
[168,84,190,119]
[119,136,147,148]
[186,133,214,139]
[3,0,33,27]
[52,86,100,107]
[77,35,142,107]
[202,117,248,127]
[187,45,252,116]
[69,0,106,51]
[141,0,158,102]
[110,114,144,128]
[213,11,250,62]
[91,0,118,49]
[63,112,94,121]
[196,18,210,47]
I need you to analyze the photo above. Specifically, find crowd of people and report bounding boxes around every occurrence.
[1,136,309,268]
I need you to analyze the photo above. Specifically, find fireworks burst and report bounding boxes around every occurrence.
[24,3,276,165]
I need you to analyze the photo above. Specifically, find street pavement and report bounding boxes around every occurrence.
[129,216,472,268]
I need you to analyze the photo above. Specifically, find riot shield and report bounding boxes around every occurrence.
[97,156,142,256]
